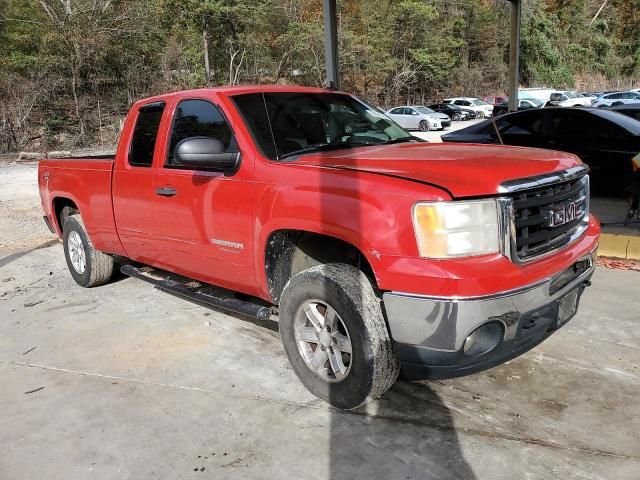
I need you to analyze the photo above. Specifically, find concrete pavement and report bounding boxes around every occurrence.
[1,163,639,480]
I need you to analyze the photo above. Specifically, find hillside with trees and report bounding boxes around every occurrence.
[0,0,638,153]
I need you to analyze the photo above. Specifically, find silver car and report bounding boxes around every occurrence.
[386,106,451,131]
[592,91,640,108]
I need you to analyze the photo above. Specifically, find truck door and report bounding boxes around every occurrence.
[150,97,255,294]
[112,101,167,264]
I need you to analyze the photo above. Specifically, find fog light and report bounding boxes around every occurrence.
[463,322,504,357]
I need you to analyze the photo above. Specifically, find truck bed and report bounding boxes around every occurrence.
[38,156,124,255]
[50,154,115,161]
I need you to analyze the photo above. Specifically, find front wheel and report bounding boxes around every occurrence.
[476,111,485,119]
[452,113,461,121]
[63,214,114,287]
[279,263,399,410]
[419,120,430,132]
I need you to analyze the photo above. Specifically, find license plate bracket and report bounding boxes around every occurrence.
[557,289,579,327]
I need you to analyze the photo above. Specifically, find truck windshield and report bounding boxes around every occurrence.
[231,92,414,160]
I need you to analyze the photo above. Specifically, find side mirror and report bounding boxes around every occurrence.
[173,137,240,173]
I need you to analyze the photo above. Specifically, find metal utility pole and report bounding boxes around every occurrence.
[508,0,521,112]
[323,0,340,89]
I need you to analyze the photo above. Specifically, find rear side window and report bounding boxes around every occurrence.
[389,108,404,115]
[166,99,237,166]
[128,102,165,167]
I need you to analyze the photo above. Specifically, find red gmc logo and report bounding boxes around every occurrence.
[548,200,584,228]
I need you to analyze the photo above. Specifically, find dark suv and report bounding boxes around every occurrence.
[428,103,472,121]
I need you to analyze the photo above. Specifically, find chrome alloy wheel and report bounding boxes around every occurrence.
[68,230,86,274]
[294,299,353,382]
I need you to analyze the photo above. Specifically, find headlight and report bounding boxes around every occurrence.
[412,199,500,258]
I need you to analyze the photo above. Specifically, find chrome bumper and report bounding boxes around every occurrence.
[383,250,596,378]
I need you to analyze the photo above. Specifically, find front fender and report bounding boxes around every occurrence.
[252,163,450,299]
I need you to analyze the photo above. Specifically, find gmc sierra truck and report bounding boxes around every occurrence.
[39,86,600,409]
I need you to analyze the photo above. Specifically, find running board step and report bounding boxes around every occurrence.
[120,264,273,321]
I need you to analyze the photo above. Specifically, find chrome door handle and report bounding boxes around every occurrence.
[155,186,177,197]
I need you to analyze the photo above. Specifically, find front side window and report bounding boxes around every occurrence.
[128,102,165,167]
[389,108,404,115]
[231,92,414,160]
[550,110,613,137]
[166,99,237,166]
[498,111,543,135]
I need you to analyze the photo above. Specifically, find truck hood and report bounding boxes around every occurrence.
[291,142,582,198]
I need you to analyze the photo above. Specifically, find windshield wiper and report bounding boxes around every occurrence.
[381,137,421,145]
[279,142,355,160]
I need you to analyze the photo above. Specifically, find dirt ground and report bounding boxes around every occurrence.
[1,161,639,479]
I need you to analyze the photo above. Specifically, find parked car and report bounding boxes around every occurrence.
[483,95,508,106]
[39,85,599,409]
[386,105,451,131]
[547,91,593,107]
[443,97,494,118]
[493,98,544,116]
[442,107,640,195]
[428,103,472,121]
[592,90,640,107]
[609,104,640,121]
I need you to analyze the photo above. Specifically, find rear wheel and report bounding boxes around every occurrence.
[279,263,399,410]
[452,113,461,121]
[63,214,114,287]
[419,120,430,132]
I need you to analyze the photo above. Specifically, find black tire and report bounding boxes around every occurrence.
[452,113,461,121]
[419,120,430,132]
[476,111,485,119]
[279,263,399,410]
[63,214,114,288]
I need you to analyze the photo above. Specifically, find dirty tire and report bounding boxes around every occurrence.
[419,120,430,132]
[279,263,399,410]
[63,214,114,288]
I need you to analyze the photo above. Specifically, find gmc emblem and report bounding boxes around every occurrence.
[548,200,584,228]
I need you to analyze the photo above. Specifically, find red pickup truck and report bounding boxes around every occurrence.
[39,85,600,409]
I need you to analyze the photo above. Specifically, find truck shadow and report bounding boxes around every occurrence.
[0,239,58,269]
[330,380,476,479]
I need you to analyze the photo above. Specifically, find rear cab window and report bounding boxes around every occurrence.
[128,102,165,167]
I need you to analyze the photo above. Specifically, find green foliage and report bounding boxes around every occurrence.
[0,0,637,152]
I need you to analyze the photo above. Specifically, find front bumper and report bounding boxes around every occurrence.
[383,249,597,379]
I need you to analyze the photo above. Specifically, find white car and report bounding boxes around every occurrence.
[547,91,593,107]
[443,97,494,118]
[592,91,640,107]
[386,106,451,131]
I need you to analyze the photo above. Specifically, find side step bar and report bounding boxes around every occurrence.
[120,264,273,321]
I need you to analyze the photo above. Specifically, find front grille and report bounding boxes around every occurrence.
[511,175,589,262]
